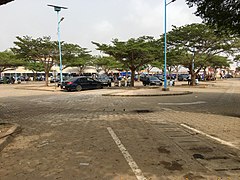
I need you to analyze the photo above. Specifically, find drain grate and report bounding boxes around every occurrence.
[193,154,205,159]
[134,109,153,113]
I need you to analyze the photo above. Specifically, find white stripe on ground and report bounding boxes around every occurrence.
[107,127,147,180]
[181,124,239,150]
[158,101,206,105]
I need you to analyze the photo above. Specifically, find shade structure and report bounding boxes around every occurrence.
[0,0,14,6]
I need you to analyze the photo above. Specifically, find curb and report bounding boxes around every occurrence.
[14,87,60,92]
[102,91,193,97]
[0,123,21,152]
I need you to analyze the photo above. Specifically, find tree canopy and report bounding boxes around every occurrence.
[0,50,24,76]
[167,23,233,84]
[12,36,59,86]
[61,43,92,75]
[92,56,123,74]
[186,0,240,35]
[93,36,160,86]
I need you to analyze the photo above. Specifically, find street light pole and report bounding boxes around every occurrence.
[48,4,67,83]
[163,0,176,91]
[57,15,64,83]
[163,0,167,91]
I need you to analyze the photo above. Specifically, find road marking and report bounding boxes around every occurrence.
[158,101,206,105]
[181,124,240,150]
[107,127,147,180]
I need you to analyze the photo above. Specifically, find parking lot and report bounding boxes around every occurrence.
[0,79,240,179]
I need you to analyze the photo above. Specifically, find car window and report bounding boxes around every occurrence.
[79,78,87,82]
[87,78,93,81]
[149,76,159,80]
[68,77,78,82]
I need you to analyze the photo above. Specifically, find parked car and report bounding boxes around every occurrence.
[60,76,103,91]
[96,75,111,87]
[178,74,189,81]
[167,74,176,80]
[224,74,233,78]
[142,76,163,86]
[50,77,60,83]
[0,76,11,84]
[153,74,164,81]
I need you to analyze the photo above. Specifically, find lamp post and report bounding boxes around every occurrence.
[48,4,68,83]
[163,0,176,91]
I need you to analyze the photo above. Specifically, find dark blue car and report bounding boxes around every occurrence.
[60,76,103,91]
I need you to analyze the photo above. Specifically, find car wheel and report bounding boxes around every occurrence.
[76,85,82,91]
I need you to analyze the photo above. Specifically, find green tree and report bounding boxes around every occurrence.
[61,43,93,75]
[186,0,240,35]
[167,23,233,85]
[234,55,240,65]
[209,55,230,78]
[93,36,159,86]
[24,61,45,81]
[92,56,123,74]
[0,50,24,77]
[12,36,59,86]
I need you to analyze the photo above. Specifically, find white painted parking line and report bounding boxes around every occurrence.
[107,127,147,180]
[158,101,206,105]
[181,124,240,150]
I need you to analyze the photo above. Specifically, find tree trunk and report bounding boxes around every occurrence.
[203,68,207,81]
[44,66,50,86]
[189,63,196,86]
[32,71,37,81]
[130,68,135,87]
[191,73,196,86]
[45,72,49,86]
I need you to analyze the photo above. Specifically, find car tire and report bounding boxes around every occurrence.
[76,85,82,91]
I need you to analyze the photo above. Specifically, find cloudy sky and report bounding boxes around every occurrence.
[0,0,201,54]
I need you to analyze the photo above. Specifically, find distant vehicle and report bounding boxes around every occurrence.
[0,77,3,84]
[0,76,11,84]
[178,74,189,81]
[153,74,164,81]
[50,77,60,83]
[60,76,103,91]
[36,76,45,81]
[96,75,111,87]
[142,76,163,86]
[224,74,233,78]
[167,74,176,80]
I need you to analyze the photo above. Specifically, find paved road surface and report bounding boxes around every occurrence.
[0,79,239,179]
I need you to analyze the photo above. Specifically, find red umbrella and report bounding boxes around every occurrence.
[0,0,14,6]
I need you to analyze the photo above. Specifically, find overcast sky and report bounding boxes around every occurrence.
[0,0,202,54]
